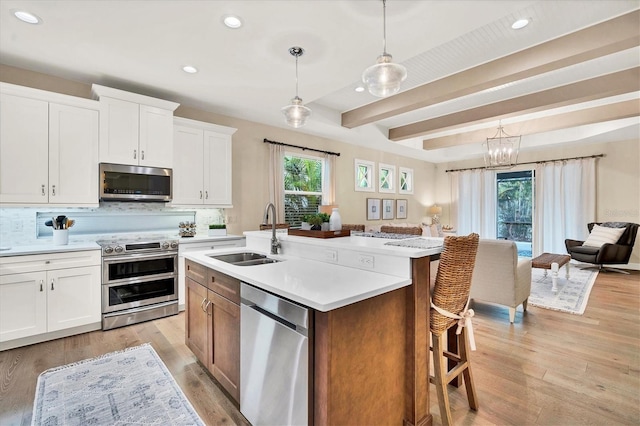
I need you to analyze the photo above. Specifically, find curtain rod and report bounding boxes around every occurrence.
[263,138,340,157]
[445,154,604,173]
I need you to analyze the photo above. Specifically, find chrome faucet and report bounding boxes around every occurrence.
[263,202,281,254]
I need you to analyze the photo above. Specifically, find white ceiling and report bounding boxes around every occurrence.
[1,0,638,163]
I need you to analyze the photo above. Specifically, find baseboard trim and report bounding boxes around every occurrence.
[0,322,101,351]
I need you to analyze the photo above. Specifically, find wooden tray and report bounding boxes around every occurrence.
[287,229,352,238]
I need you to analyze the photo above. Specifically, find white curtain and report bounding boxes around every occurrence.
[322,153,336,205]
[533,157,596,256]
[452,168,497,238]
[268,143,285,223]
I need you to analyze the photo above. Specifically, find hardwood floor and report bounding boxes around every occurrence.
[0,271,638,425]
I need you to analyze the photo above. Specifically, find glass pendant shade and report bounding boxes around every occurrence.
[362,0,407,98]
[282,96,311,128]
[282,46,311,128]
[362,53,407,97]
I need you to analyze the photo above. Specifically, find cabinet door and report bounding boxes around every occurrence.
[172,125,205,205]
[0,94,49,203]
[139,105,173,168]
[0,271,47,342]
[99,96,139,165]
[203,131,232,206]
[47,265,101,332]
[185,277,209,366]
[49,103,99,204]
[209,291,240,402]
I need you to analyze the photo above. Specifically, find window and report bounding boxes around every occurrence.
[399,167,413,194]
[379,163,396,193]
[354,159,375,192]
[284,152,324,227]
[496,170,533,257]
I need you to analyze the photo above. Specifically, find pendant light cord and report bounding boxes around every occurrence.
[295,54,299,98]
[382,0,388,55]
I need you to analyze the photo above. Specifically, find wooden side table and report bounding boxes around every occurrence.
[531,252,571,292]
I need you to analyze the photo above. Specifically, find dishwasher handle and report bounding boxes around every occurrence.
[241,283,309,332]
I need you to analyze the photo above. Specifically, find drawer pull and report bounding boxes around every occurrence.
[40,280,43,292]
[50,279,55,291]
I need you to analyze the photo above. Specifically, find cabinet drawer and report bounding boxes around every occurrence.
[185,260,207,285]
[208,269,240,305]
[0,250,100,276]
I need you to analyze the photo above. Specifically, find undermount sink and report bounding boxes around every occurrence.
[208,252,281,266]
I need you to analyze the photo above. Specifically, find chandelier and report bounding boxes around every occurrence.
[483,122,521,169]
[282,46,311,128]
[361,0,407,97]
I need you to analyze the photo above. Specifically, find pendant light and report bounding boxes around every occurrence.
[362,0,407,97]
[282,46,311,128]
[483,121,521,169]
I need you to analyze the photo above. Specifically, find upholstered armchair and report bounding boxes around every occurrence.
[469,239,532,323]
[565,222,639,273]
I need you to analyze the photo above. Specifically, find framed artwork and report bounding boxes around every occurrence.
[382,199,394,220]
[399,167,414,194]
[378,163,396,193]
[355,159,376,192]
[396,199,408,219]
[366,198,381,220]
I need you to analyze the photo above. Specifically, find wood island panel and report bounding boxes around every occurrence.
[314,255,432,426]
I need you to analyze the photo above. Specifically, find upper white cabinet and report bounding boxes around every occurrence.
[92,84,179,168]
[0,83,99,206]
[172,117,237,207]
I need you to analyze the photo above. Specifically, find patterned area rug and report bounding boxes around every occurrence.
[32,343,204,425]
[528,263,598,315]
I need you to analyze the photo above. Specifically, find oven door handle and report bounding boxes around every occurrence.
[102,252,178,263]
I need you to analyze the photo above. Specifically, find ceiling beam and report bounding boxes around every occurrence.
[421,99,640,151]
[389,67,640,141]
[341,9,640,129]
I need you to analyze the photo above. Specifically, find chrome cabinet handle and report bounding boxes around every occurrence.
[50,279,55,291]
[205,191,208,199]
[133,149,137,159]
[204,300,212,316]
[41,184,46,196]
[200,191,203,199]
[51,185,56,196]
[141,150,145,160]
[40,280,43,292]
[200,298,207,313]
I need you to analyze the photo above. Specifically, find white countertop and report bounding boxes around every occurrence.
[185,247,412,312]
[244,230,443,258]
[0,241,101,257]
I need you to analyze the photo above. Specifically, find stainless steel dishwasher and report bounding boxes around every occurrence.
[240,283,310,426]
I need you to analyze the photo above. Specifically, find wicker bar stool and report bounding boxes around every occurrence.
[430,233,480,426]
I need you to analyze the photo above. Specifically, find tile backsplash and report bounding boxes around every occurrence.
[0,202,225,247]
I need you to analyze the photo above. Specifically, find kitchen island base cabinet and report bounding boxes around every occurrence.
[185,260,240,404]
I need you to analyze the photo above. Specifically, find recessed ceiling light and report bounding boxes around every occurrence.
[511,18,529,30]
[182,65,198,74]
[223,15,243,29]
[355,86,365,93]
[13,10,41,24]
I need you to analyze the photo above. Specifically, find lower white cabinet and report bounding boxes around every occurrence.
[178,237,246,310]
[0,250,101,347]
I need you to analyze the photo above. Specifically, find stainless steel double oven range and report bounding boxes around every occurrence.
[98,236,179,330]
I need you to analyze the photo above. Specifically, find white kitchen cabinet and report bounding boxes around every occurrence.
[172,117,237,207]
[0,83,99,206]
[0,250,101,349]
[177,237,245,310]
[92,85,179,168]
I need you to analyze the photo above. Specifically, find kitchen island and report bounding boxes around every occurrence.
[184,231,443,426]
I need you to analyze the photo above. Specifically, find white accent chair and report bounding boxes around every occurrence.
[469,239,532,323]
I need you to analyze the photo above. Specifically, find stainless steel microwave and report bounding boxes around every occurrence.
[100,163,172,202]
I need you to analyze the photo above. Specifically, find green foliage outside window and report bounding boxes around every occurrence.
[284,155,323,227]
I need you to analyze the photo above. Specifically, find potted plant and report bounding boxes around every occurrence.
[318,213,331,231]
[307,214,324,231]
[208,223,227,237]
[300,214,312,230]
